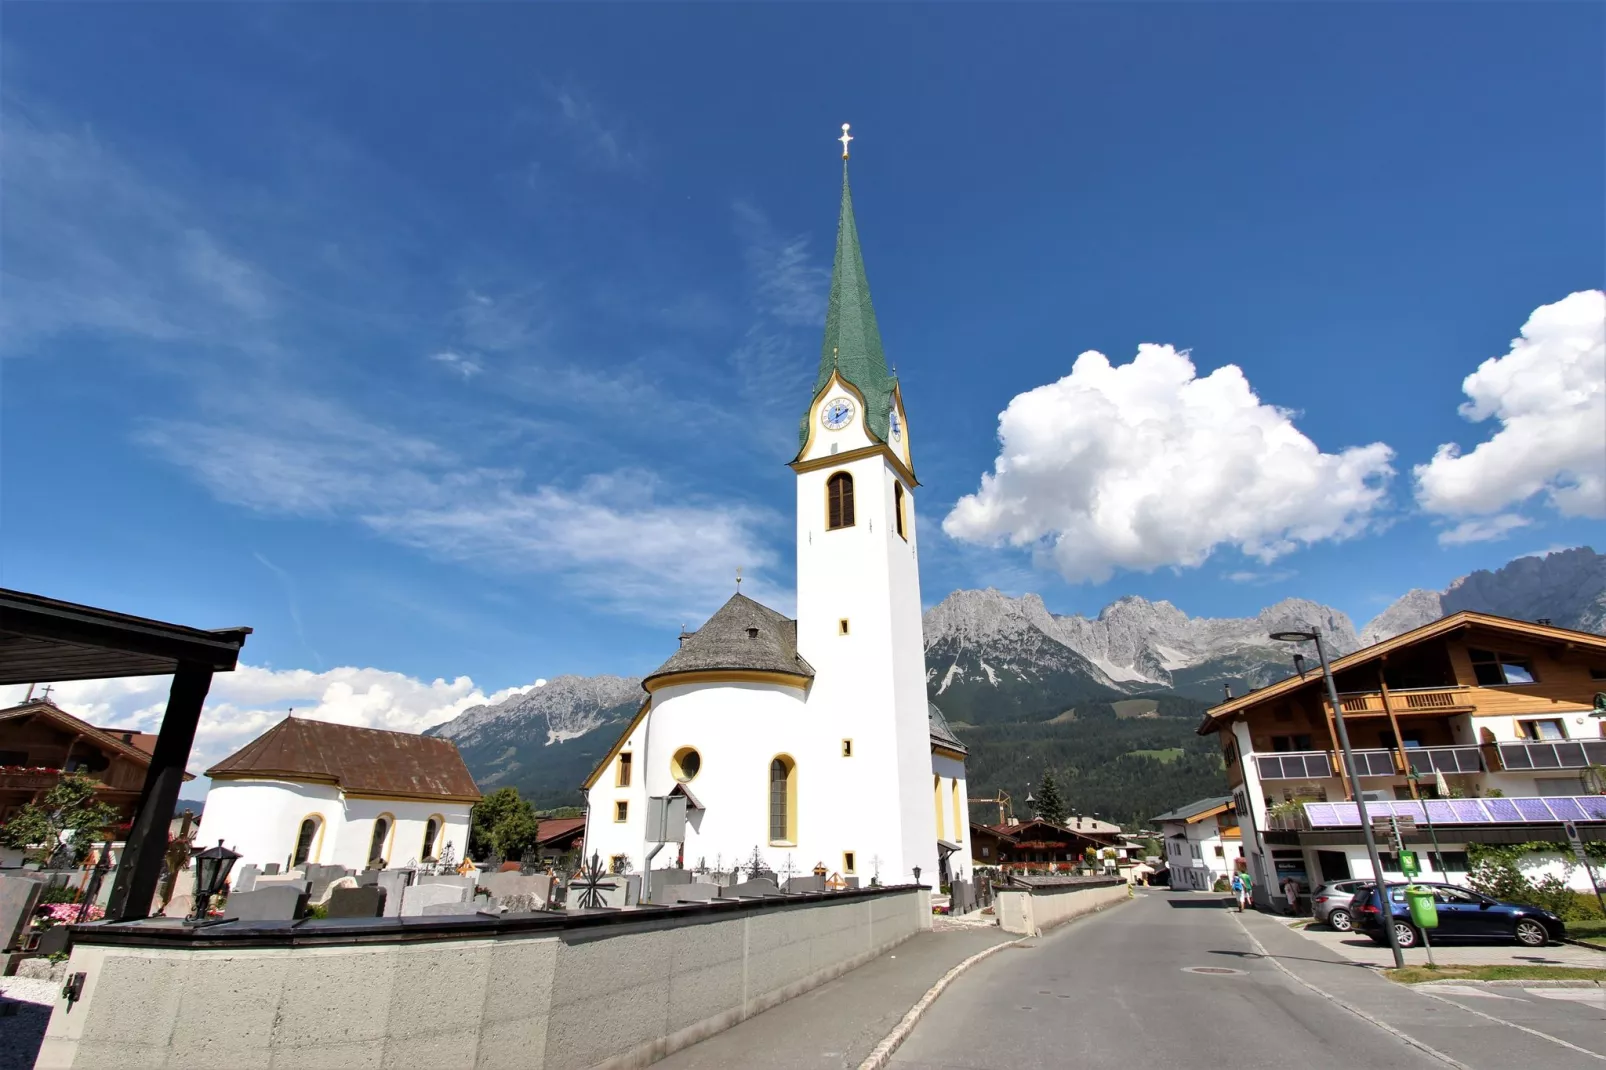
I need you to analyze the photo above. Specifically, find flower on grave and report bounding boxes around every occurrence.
[40,903,103,924]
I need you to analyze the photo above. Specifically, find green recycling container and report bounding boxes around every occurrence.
[1405,885,1438,930]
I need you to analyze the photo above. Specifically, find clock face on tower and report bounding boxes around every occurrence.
[821,397,855,431]
[889,409,902,442]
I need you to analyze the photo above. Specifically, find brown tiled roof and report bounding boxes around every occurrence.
[206,717,481,802]
[534,817,585,846]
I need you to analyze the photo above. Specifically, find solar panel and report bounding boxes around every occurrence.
[1298,795,1606,829]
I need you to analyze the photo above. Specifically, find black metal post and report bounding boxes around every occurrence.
[105,663,213,921]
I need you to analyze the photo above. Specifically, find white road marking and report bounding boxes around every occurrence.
[1524,988,1606,1006]
[1418,985,1529,1001]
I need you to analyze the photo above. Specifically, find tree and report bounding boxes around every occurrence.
[1035,769,1068,827]
[468,787,540,862]
[0,773,118,864]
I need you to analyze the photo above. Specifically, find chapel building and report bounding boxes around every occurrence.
[581,136,965,888]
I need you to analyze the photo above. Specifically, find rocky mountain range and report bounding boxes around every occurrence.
[428,546,1603,812]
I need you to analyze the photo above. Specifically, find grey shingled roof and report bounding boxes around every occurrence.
[928,702,967,755]
[643,593,815,689]
[1150,795,1233,825]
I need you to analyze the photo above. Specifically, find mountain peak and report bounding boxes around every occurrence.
[1362,546,1603,644]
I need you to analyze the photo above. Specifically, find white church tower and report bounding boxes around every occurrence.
[788,126,937,885]
[580,127,944,889]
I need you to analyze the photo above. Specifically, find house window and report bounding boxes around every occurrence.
[842,739,853,757]
[1271,734,1314,752]
[609,854,627,874]
[672,747,701,782]
[843,851,856,874]
[893,482,907,540]
[980,846,991,858]
[1223,739,1239,765]
[0,750,26,766]
[1591,668,1606,680]
[368,815,392,865]
[617,751,633,787]
[1214,846,1225,857]
[1468,648,1537,686]
[769,755,797,844]
[614,800,629,823]
[1519,719,1567,742]
[293,816,321,867]
[422,817,442,861]
[826,472,855,530]
[839,618,850,636]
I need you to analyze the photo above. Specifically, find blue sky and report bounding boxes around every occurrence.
[3,4,1603,747]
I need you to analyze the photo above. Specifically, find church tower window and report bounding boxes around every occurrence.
[769,755,797,844]
[368,815,393,866]
[422,816,443,861]
[894,482,907,539]
[826,472,855,529]
[293,816,321,867]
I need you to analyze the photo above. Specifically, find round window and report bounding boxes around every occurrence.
[672,747,701,782]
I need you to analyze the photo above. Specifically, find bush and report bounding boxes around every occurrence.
[36,886,81,905]
[1468,843,1606,921]
[1212,876,1231,893]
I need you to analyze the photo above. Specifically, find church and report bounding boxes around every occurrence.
[581,130,968,889]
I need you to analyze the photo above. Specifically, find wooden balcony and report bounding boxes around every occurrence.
[0,767,64,792]
[1495,739,1606,772]
[1335,686,1477,715]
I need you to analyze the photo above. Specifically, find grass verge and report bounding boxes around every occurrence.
[1570,920,1606,950]
[1385,964,1606,984]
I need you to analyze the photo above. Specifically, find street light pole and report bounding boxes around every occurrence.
[1272,627,1406,969]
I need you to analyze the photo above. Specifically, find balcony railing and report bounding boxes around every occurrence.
[1255,751,1334,780]
[0,767,64,792]
[1496,739,1606,771]
[1348,749,1399,777]
[1335,687,1476,714]
[1406,745,1485,775]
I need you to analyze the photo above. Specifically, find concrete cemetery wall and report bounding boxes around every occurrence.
[35,885,928,1070]
[996,879,1128,936]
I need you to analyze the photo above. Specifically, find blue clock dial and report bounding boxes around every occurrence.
[889,409,902,442]
[821,397,855,431]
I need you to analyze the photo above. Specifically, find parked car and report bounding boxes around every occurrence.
[1311,879,1370,931]
[1351,882,1565,948]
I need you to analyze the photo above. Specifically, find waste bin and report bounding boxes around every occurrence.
[1404,885,1438,930]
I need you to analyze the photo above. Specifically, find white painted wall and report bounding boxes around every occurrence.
[202,778,469,874]
[1158,814,1240,891]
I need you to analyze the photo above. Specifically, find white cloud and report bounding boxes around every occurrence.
[0,667,535,792]
[141,396,784,624]
[430,350,483,379]
[1415,290,1606,528]
[733,201,829,328]
[943,344,1396,583]
[1437,514,1532,545]
[1223,569,1298,585]
[550,87,640,172]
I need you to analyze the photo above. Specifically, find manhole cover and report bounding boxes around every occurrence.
[1183,966,1245,976]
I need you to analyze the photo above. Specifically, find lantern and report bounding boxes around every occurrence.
[191,840,240,921]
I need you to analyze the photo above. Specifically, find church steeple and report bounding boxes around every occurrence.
[799,127,898,451]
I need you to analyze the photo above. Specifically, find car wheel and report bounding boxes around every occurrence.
[1328,908,1353,932]
[1392,921,1419,948]
[1514,919,1549,947]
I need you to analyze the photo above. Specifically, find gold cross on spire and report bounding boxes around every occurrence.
[838,123,853,160]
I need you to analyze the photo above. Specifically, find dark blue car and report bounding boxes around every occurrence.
[1351,882,1565,948]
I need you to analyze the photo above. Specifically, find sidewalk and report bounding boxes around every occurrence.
[653,925,1014,1070]
[1284,914,1606,969]
[1236,909,1606,1069]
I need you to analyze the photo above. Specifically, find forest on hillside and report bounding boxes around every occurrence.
[955,694,1227,830]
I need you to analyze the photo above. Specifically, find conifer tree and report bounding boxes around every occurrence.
[1035,769,1068,827]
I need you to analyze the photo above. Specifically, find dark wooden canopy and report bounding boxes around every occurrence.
[0,588,251,684]
[0,587,251,921]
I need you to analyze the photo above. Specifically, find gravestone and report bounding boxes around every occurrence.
[357,869,381,887]
[316,876,358,905]
[785,875,826,894]
[721,878,782,899]
[165,893,195,919]
[400,881,472,917]
[377,870,415,918]
[417,874,476,891]
[262,863,280,875]
[326,886,387,919]
[0,874,43,952]
[949,880,975,915]
[646,869,691,903]
[481,872,550,902]
[232,864,260,894]
[660,883,719,904]
[252,876,312,896]
[36,924,70,957]
[842,877,860,890]
[222,885,309,922]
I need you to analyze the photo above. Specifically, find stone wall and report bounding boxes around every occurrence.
[995,878,1128,936]
[35,886,928,1070]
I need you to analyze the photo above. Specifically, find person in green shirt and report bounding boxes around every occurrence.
[1236,868,1253,912]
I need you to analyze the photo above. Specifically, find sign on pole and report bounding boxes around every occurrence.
[1398,850,1420,878]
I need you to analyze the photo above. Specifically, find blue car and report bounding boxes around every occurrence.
[1351,882,1566,948]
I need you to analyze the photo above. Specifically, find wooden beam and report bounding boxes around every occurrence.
[1316,696,1353,800]
[1377,665,1417,799]
[105,663,212,921]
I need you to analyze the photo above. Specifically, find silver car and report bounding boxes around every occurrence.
[1311,879,1369,931]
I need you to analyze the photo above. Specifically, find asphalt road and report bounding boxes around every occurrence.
[890,890,1605,1070]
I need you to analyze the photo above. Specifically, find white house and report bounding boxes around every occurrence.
[1153,796,1242,891]
[581,140,957,889]
[203,717,481,873]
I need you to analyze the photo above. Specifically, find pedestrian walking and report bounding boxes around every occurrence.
[1238,869,1254,911]
[1281,876,1299,915]
[1230,871,1245,911]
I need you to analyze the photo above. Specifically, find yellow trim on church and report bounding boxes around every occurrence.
[642,669,812,694]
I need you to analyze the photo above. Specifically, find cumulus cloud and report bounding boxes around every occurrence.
[1437,514,1532,546]
[0,667,537,790]
[429,350,483,379]
[943,345,1395,583]
[1414,290,1606,538]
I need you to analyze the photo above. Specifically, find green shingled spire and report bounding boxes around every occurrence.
[798,158,898,451]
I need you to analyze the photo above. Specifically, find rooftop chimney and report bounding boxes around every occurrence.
[1222,683,1233,701]
[678,631,694,647]
[1536,618,1552,625]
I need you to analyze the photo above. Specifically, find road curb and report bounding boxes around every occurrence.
[856,894,1132,1070]
[855,934,1028,1070]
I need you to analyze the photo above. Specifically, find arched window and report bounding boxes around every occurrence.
[952,781,963,844]
[368,815,393,866]
[894,482,907,540]
[826,472,855,530]
[933,775,944,840]
[293,816,321,867]
[769,755,797,844]
[422,816,443,861]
